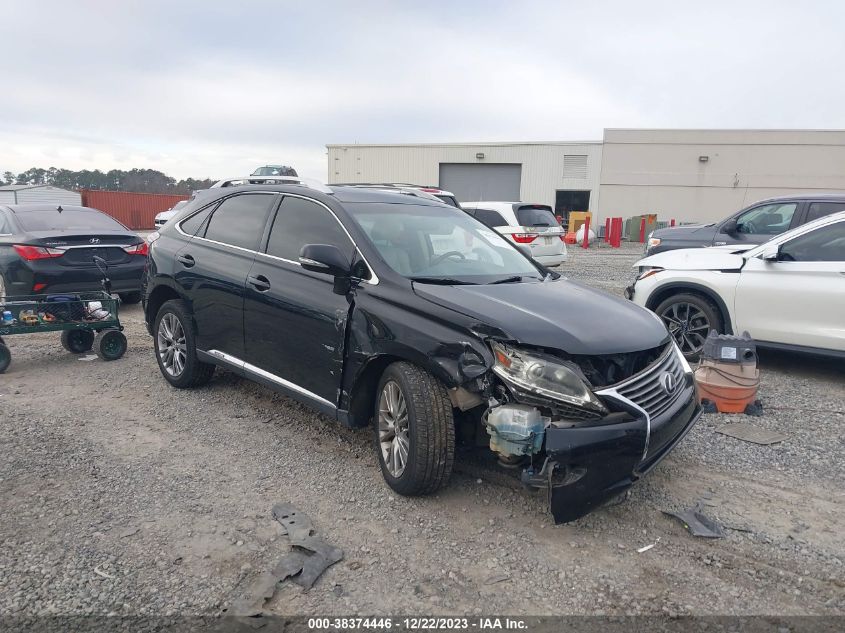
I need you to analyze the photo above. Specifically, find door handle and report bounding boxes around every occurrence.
[176,254,195,267]
[248,274,271,291]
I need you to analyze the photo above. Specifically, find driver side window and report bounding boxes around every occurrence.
[779,221,845,262]
[736,202,797,235]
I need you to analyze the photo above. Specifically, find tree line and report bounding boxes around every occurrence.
[1,167,216,195]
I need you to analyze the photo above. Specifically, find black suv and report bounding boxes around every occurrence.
[646,194,845,255]
[144,182,700,523]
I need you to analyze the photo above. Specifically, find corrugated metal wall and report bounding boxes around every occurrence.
[326,142,603,213]
[80,190,190,230]
[16,186,82,206]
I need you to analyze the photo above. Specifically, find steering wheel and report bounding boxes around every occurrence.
[430,251,467,266]
[742,221,757,234]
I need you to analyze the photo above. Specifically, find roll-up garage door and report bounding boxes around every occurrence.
[438,163,522,202]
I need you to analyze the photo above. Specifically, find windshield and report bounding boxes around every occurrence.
[15,208,127,232]
[251,165,298,177]
[346,202,543,284]
[516,205,557,227]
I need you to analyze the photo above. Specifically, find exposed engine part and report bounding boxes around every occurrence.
[484,404,547,458]
[448,386,485,411]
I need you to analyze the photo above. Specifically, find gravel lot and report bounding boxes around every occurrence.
[1,241,843,620]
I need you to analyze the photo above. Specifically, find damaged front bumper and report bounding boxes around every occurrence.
[517,345,701,523]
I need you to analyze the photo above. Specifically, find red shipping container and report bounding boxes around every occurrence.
[80,190,190,230]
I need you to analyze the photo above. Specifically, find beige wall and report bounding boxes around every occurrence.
[599,129,845,223]
[326,142,603,211]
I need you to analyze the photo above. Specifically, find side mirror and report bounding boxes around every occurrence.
[299,244,351,277]
[722,219,738,235]
[761,244,779,262]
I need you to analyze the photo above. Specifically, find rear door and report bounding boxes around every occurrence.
[175,192,276,358]
[734,219,845,351]
[243,194,358,409]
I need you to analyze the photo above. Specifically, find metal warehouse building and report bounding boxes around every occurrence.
[327,129,845,224]
[0,184,82,206]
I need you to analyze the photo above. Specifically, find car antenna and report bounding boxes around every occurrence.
[57,205,63,213]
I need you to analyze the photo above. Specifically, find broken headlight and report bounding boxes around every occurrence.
[491,342,607,414]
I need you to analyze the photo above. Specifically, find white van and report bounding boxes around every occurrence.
[462,201,567,266]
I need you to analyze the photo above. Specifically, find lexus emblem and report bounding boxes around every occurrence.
[89,237,100,244]
[660,372,677,395]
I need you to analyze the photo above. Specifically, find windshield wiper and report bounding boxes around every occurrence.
[488,275,526,285]
[409,276,477,285]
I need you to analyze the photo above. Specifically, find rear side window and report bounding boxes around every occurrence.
[472,208,509,228]
[515,205,557,227]
[265,196,354,262]
[203,194,274,250]
[806,201,845,222]
[179,206,213,236]
[0,211,11,234]
[14,208,126,232]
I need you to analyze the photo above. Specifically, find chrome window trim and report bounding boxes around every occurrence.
[206,349,335,410]
[175,191,379,285]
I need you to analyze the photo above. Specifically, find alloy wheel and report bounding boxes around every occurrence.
[157,313,187,377]
[660,302,711,356]
[378,380,410,478]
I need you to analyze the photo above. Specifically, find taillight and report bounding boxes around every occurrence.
[559,235,567,241]
[13,245,65,260]
[512,233,538,244]
[123,242,149,256]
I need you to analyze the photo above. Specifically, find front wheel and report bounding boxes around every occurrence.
[95,329,127,361]
[374,362,455,496]
[154,299,214,388]
[654,293,723,361]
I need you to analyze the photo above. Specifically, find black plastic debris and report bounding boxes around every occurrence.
[663,503,726,538]
[228,503,344,620]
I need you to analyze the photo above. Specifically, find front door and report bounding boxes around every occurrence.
[734,220,845,351]
[176,192,276,358]
[243,195,359,407]
[714,201,801,247]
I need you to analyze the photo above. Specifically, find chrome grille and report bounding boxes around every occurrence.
[613,346,686,419]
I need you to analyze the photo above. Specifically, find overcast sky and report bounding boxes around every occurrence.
[1,0,844,181]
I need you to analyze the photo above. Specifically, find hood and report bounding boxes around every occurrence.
[413,278,669,355]
[637,247,748,271]
[652,223,716,241]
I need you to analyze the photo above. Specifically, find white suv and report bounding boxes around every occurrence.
[628,210,845,360]
[462,201,566,266]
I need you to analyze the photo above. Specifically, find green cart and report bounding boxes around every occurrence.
[0,290,128,373]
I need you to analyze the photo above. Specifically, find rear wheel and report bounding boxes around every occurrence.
[95,329,127,361]
[154,299,214,388]
[61,329,95,354]
[0,339,9,374]
[654,293,723,361]
[119,291,142,305]
[374,362,455,496]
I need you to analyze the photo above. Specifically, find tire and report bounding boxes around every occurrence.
[119,291,142,305]
[95,329,127,361]
[153,299,214,388]
[0,342,10,374]
[654,292,723,361]
[374,362,455,496]
[61,329,95,354]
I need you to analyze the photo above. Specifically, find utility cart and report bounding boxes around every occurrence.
[0,258,128,373]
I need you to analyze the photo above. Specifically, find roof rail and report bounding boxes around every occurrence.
[210,175,333,194]
[332,184,443,203]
